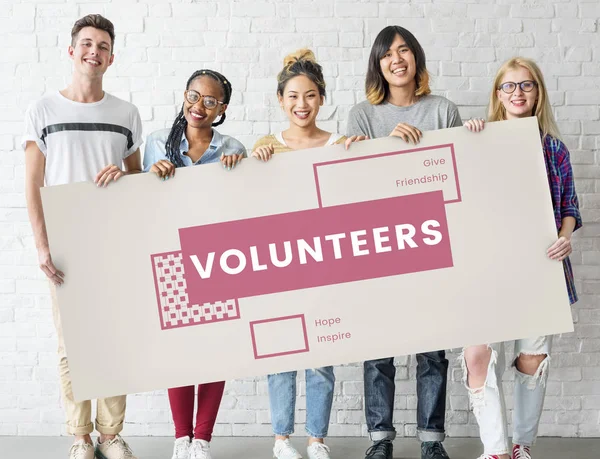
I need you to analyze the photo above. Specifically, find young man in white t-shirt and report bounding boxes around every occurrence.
[23,14,141,459]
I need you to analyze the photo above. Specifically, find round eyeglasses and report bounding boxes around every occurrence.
[184,90,224,109]
[498,80,537,94]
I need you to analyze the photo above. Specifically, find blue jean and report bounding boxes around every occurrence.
[268,367,335,438]
[364,351,449,442]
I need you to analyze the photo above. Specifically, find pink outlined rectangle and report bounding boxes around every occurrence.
[249,314,310,359]
[312,143,462,209]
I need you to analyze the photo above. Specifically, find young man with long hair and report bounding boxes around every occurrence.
[347,26,462,459]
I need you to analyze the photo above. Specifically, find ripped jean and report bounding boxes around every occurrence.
[268,367,335,438]
[460,336,552,456]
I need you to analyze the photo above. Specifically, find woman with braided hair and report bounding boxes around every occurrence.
[142,69,245,459]
[143,68,245,181]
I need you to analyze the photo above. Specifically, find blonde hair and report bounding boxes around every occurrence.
[488,57,561,140]
[277,48,326,97]
[283,48,316,68]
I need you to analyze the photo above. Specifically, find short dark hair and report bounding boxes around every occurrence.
[71,14,115,53]
[365,26,430,105]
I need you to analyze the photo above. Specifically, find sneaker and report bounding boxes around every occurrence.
[364,439,393,459]
[476,455,501,459]
[307,442,331,459]
[68,440,94,459]
[422,441,450,459]
[513,445,531,459]
[172,436,191,459]
[190,439,211,459]
[95,435,137,459]
[273,438,302,459]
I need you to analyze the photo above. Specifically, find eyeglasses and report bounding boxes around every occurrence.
[498,80,537,94]
[184,90,224,109]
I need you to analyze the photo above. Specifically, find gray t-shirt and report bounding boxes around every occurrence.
[346,94,462,139]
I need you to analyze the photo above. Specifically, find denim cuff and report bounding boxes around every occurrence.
[417,429,445,442]
[306,428,328,439]
[369,430,396,441]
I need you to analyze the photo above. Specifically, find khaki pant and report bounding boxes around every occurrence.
[51,285,126,436]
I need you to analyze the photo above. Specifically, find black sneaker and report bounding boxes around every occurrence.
[421,441,450,459]
[365,439,393,459]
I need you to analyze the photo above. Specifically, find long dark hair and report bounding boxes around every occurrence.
[365,26,430,105]
[165,69,232,167]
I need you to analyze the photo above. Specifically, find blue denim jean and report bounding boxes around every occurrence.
[364,351,449,442]
[268,367,335,438]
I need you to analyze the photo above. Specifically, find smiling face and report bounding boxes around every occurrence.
[496,66,539,120]
[278,74,324,128]
[69,26,114,79]
[379,34,417,92]
[183,76,226,129]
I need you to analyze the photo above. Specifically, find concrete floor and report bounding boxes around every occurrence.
[0,437,598,459]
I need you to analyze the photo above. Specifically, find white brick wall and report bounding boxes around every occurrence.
[0,0,598,438]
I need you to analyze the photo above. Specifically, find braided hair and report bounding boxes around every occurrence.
[165,69,232,167]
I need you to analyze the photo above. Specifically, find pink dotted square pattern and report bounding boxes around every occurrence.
[152,251,240,330]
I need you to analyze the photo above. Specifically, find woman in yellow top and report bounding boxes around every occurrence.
[252,49,365,459]
[252,49,364,161]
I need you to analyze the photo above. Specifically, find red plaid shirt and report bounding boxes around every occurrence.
[542,135,582,304]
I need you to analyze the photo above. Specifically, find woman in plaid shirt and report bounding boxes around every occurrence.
[461,57,582,459]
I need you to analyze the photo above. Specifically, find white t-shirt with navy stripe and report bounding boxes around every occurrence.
[22,91,143,186]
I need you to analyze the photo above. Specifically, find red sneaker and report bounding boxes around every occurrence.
[513,445,532,459]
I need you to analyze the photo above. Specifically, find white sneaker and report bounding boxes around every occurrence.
[190,439,212,459]
[513,445,532,459]
[68,439,94,459]
[273,439,302,459]
[307,443,331,459]
[172,436,191,459]
[95,435,137,459]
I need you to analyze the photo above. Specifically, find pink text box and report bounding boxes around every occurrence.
[179,192,452,304]
[179,192,453,305]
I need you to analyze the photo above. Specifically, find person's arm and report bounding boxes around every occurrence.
[346,106,369,138]
[547,215,577,262]
[220,141,246,170]
[94,149,142,187]
[24,141,64,285]
[95,106,144,186]
[251,136,275,162]
[547,140,582,261]
[123,148,142,174]
[344,134,369,150]
[143,132,176,180]
[557,141,582,233]
[558,217,577,240]
[449,103,463,128]
[464,118,485,132]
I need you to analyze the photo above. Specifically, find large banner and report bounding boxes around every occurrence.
[41,117,573,401]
